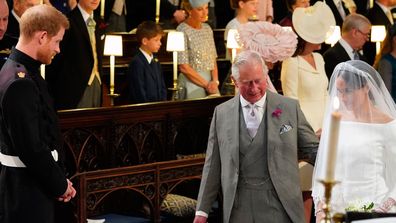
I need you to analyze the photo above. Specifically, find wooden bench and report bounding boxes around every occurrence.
[56,96,232,223]
[75,157,205,223]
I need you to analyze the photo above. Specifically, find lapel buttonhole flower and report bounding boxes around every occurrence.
[272,108,282,118]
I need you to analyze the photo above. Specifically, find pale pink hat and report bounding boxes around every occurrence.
[237,21,298,63]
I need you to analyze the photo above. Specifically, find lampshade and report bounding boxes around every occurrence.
[104,35,123,56]
[226,29,240,49]
[371,25,386,42]
[325,26,341,45]
[166,31,185,52]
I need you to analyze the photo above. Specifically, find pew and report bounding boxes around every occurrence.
[57,96,232,222]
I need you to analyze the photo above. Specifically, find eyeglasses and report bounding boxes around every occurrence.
[357,29,371,38]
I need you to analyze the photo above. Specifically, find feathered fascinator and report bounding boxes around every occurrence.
[237,21,298,63]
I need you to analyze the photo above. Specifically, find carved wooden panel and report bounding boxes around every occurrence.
[56,97,231,222]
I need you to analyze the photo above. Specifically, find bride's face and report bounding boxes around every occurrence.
[336,77,368,111]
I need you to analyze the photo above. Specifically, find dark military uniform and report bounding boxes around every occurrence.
[0,48,68,223]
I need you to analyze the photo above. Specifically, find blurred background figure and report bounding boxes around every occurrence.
[2,0,38,51]
[221,0,258,95]
[5,0,39,39]
[281,1,335,134]
[324,0,356,26]
[323,14,371,79]
[279,0,310,27]
[224,0,258,59]
[177,0,219,99]
[104,0,127,32]
[0,0,9,68]
[374,23,396,102]
[256,0,272,22]
[364,0,396,65]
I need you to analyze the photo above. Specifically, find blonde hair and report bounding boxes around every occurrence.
[20,5,69,41]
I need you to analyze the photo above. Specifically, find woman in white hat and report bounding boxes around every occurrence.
[176,0,219,99]
[281,1,335,134]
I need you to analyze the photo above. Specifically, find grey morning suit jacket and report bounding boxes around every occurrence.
[196,91,319,223]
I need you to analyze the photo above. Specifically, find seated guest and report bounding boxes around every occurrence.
[281,1,335,133]
[312,60,396,222]
[126,21,167,104]
[323,14,371,79]
[279,0,310,27]
[374,24,396,102]
[177,0,219,99]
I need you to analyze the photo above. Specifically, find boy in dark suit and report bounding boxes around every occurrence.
[126,21,167,103]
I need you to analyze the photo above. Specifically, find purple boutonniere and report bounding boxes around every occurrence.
[98,21,108,30]
[272,108,282,118]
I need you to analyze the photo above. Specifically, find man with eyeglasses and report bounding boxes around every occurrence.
[323,13,371,79]
[194,50,318,223]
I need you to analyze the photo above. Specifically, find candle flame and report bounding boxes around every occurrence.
[333,97,340,110]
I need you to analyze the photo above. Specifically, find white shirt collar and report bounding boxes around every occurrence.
[11,10,20,23]
[240,93,267,108]
[339,38,355,60]
[139,48,153,63]
[77,4,93,24]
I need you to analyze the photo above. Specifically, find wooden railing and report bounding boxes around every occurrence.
[56,96,232,222]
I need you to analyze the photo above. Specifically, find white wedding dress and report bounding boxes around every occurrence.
[328,120,396,213]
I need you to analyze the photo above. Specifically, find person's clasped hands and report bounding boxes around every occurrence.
[206,80,219,95]
[58,179,76,202]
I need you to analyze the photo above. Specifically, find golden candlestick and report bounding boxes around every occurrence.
[318,180,344,223]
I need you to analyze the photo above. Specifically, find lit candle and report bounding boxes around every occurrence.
[156,0,160,23]
[40,0,43,4]
[100,0,105,18]
[109,55,115,94]
[40,64,45,79]
[173,51,178,83]
[325,97,341,181]
[370,0,373,8]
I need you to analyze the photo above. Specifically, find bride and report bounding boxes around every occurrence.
[312,60,396,222]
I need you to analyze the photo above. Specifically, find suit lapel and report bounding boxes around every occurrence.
[335,42,352,61]
[227,95,240,168]
[137,50,158,83]
[71,8,91,51]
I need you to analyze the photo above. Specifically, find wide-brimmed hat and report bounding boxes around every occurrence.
[238,21,298,63]
[292,1,335,44]
[189,0,210,8]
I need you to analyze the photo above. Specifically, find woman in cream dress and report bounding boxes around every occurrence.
[281,2,335,132]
